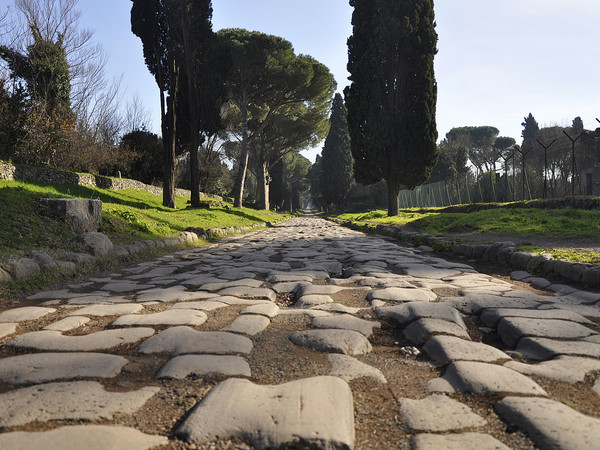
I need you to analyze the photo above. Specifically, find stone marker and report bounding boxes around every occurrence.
[290,329,372,356]
[0,381,159,427]
[157,355,251,379]
[327,354,387,384]
[0,352,129,384]
[495,396,600,450]
[177,376,355,449]
[411,432,510,450]
[0,425,168,450]
[400,394,487,432]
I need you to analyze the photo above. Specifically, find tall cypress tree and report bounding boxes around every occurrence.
[345,0,438,216]
[320,93,354,209]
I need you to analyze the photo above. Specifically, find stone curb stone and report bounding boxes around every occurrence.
[376,302,465,328]
[0,323,17,339]
[400,394,487,432]
[515,337,600,360]
[428,361,547,396]
[312,315,381,337]
[404,318,470,345]
[221,314,271,336]
[0,306,56,322]
[73,232,114,257]
[495,396,600,450]
[176,376,355,449]
[9,328,155,351]
[110,309,208,327]
[367,287,437,303]
[68,303,144,317]
[240,303,279,318]
[138,326,253,356]
[0,267,12,282]
[480,307,593,327]
[0,381,159,427]
[43,316,90,332]
[411,432,510,450]
[504,355,600,383]
[5,257,40,280]
[0,352,129,385]
[423,336,511,365]
[0,425,168,450]
[497,317,597,347]
[327,354,387,383]
[290,329,372,356]
[157,355,251,379]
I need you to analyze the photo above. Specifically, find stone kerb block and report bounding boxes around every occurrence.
[72,232,114,257]
[40,198,102,232]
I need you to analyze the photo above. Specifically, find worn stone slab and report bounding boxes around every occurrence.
[111,309,208,327]
[292,294,333,308]
[495,396,600,450]
[0,381,159,427]
[157,355,251,379]
[524,276,552,290]
[99,281,154,293]
[9,328,154,351]
[0,425,168,450]
[65,294,131,304]
[400,394,487,432]
[327,354,386,383]
[403,265,461,280]
[429,361,547,396]
[267,273,313,283]
[311,303,362,314]
[376,302,465,328]
[169,300,229,312]
[404,318,470,345]
[177,376,354,449]
[440,295,541,314]
[136,286,213,303]
[68,303,144,317]
[367,287,437,303]
[208,295,271,306]
[0,306,56,322]
[0,353,129,385]
[480,307,593,327]
[278,309,333,318]
[0,323,18,339]
[200,278,263,291]
[504,355,600,383]
[240,303,279,318]
[271,281,311,294]
[218,286,276,302]
[423,336,511,365]
[43,316,90,332]
[312,315,380,337]
[221,314,271,336]
[411,432,510,450]
[497,317,597,347]
[295,284,344,297]
[139,326,253,356]
[290,329,372,355]
[515,337,600,360]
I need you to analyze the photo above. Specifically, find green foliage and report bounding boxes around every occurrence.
[345,0,438,216]
[521,113,539,148]
[119,130,163,185]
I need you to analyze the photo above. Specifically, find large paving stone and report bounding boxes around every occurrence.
[177,376,354,449]
[295,284,345,297]
[218,286,276,301]
[111,309,208,327]
[429,361,547,396]
[68,303,144,316]
[0,381,159,427]
[9,328,154,351]
[327,354,386,383]
[411,432,510,450]
[495,396,600,450]
[504,355,600,383]
[293,294,333,308]
[440,295,541,314]
[311,303,362,314]
[0,323,17,339]
[290,329,372,355]
[480,307,593,327]
[312,315,380,337]
[221,314,271,336]
[138,326,253,356]
[404,318,470,345]
[135,286,213,303]
[200,278,263,291]
[402,265,461,279]
[0,425,168,450]
[169,300,229,311]
[157,355,251,379]
[376,302,465,328]
[423,336,511,365]
[515,337,600,360]
[240,303,280,318]
[400,394,487,432]
[205,295,271,306]
[497,317,597,347]
[99,281,154,293]
[0,353,129,385]
[65,294,131,304]
[367,287,437,303]
[43,316,90,331]
[0,306,56,322]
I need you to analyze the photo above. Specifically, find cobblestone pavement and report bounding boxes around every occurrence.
[1,216,599,449]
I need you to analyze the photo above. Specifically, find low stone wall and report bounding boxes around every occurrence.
[333,219,600,288]
[0,160,221,200]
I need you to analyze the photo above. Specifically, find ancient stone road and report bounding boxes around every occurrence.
[1,216,600,449]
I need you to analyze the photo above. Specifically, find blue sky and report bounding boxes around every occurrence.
[73,0,600,161]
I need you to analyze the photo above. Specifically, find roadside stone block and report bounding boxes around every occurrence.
[400,394,487,432]
[39,198,102,232]
[290,329,372,355]
[177,376,355,449]
[157,355,251,379]
[497,317,597,347]
[73,232,113,257]
[495,396,600,450]
[429,361,547,396]
[423,336,510,365]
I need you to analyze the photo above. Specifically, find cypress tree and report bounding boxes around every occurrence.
[320,93,354,209]
[345,0,438,216]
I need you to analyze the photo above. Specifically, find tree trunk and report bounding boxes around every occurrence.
[386,178,400,216]
[233,93,249,208]
[163,56,178,209]
[257,160,270,210]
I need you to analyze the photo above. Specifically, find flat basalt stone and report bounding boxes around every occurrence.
[290,329,372,355]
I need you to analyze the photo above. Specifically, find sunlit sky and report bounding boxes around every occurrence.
[71,0,600,161]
